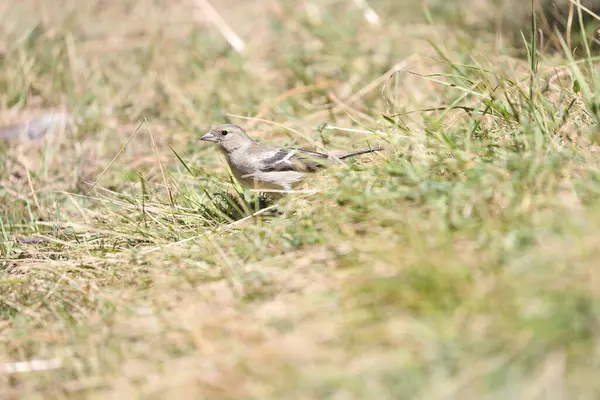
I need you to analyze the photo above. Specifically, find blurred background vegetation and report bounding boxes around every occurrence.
[1,0,600,398]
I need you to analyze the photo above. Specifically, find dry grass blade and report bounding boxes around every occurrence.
[145,118,175,208]
[87,120,144,194]
[569,0,600,21]
[249,81,340,128]
[193,0,245,53]
[306,58,414,121]
[352,0,380,25]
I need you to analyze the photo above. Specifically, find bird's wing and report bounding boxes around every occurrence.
[258,148,330,173]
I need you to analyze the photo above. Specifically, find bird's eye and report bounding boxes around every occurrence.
[221,130,228,136]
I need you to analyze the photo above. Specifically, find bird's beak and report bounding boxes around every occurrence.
[200,131,218,142]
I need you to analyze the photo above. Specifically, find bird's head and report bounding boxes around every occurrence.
[199,124,253,153]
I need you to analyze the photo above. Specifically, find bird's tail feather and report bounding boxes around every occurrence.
[339,146,384,160]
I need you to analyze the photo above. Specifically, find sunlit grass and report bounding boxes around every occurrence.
[1,0,600,398]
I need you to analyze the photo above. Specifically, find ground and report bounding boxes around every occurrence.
[2,0,600,398]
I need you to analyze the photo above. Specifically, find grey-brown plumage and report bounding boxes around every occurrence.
[200,124,383,191]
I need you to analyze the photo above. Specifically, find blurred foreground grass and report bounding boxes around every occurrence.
[2,0,600,398]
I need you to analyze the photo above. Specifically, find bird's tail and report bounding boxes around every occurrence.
[338,146,384,160]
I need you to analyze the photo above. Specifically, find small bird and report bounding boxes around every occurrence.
[200,124,382,191]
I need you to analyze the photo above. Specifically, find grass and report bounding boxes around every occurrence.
[2,0,600,398]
